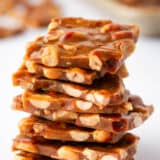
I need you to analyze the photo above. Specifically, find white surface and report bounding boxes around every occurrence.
[0,0,160,159]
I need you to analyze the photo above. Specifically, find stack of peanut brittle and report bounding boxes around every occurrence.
[12,17,153,160]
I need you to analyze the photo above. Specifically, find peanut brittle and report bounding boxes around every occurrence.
[14,152,53,160]
[12,95,153,133]
[15,62,128,85]
[13,133,138,160]
[0,15,25,38]
[19,116,124,143]
[15,90,131,114]
[24,17,139,72]
[13,70,128,107]
[9,0,60,27]
[14,151,134,160]
[0,0,60,37]
[0,0,15,13]
[118,0,160,6]
[13,64,99,85]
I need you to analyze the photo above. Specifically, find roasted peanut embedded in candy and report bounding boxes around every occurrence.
[83,148,98,160]
[52,110,77,121]
[42,45,59,67]
[43,68,63,79]
[79,115,100,127]
[119,150,128,160]
[93,130,110,142]
[25,61,36,73]
[29,99,50,109]
[44,33,60,43]
[100,23,123,33]
[48,20,59,31]
[124,102,133,111]
[60,31,87,42]
[62,85,82,97]
[76,100,93,111]
[33,110,41,116]
[66,69,85,83]
[89,52,103,71]
[93,92,110,108]
[133,115,143,128]
[33,124,44,133]
[101,155,118,160]
[69,130,89,141]
[57,146,79,160]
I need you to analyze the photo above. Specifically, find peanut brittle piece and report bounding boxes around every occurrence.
[118,0,160,6]
[13,70,128,107]
[15,89,130,114]
[15,61,128,85]
[12,95,153,133]
[19,116,124,143]
[9,0,60,27]
[14,151,134,160]
[14,64,98,85]
[13,133,138,160]
[0,15,25,38]
[0,0,15,13]
[25,17,139,72]
[14,152,53,160]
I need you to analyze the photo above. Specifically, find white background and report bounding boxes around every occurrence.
[0,0,160,159]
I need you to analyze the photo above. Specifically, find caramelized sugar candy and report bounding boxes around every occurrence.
[13,133,138,160]
[12,90,130,114]
[24,17,139,73]
[25,38,134,74]
[0,15,25,38]
[118,0,160,6]
[11,17,153,160]
[15,151,135,160]
[12,94,153,133]
[19,116,124,143]
[11,0,60,28]
[14,151,54,160]
[4,0,60,28]
[0,0,60,38]
[13,68,128,108]
[0,0,15,13]
[13,61,128,85]
[16,89,130,114]
[14,92,131,114]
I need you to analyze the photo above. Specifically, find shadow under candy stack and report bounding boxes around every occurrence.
[12,17,153,160]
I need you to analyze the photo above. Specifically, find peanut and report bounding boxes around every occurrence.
[79,115,100,127]
[70,130,89,141]
[42,45,59,67]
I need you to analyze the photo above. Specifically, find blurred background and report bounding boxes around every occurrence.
[0,0,160,159]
